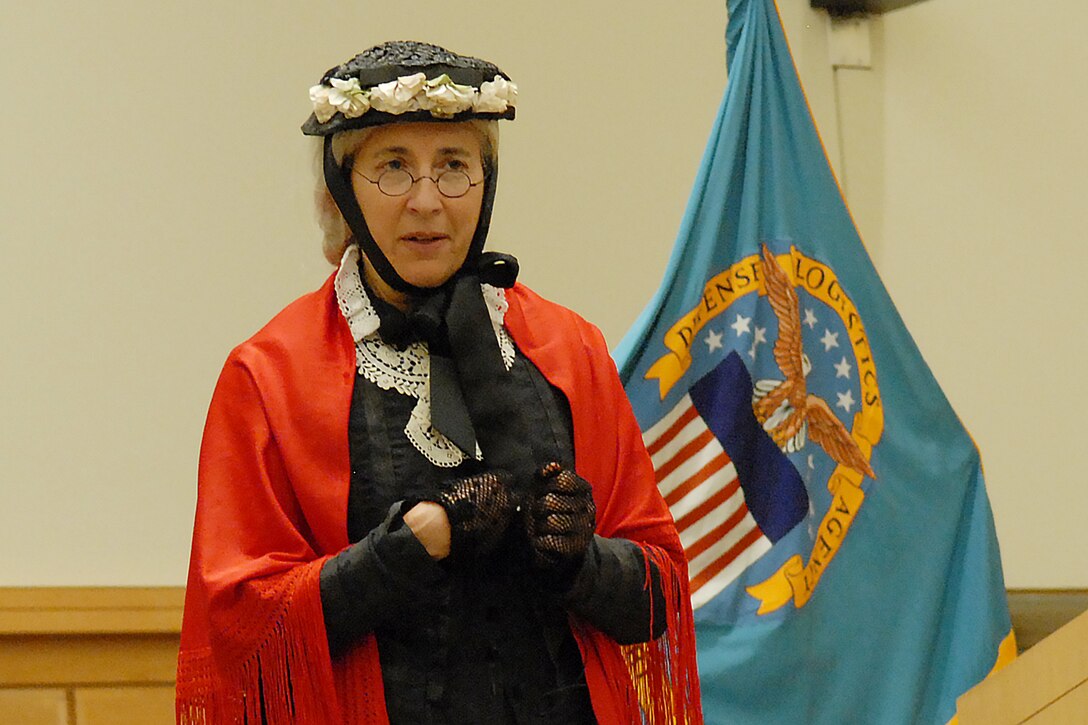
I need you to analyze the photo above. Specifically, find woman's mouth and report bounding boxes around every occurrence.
[401,232,448,244]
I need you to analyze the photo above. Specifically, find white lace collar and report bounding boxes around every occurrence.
[333,245,516,467]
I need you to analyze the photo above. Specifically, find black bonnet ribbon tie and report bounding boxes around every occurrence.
[405,291,476,458]
[406,253,533,484]
[442,267,536,488]
[363,249,529,477]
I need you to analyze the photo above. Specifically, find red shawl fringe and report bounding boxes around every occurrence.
[176,561,388,724]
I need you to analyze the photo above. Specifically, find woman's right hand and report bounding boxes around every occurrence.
[403,501,451,560]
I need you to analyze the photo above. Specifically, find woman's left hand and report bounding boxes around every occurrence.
[426,470,518,558]
[527,463,597,582]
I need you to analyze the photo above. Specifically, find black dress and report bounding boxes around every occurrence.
[319,293,664,724]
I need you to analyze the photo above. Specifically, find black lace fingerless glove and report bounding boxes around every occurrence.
[527,462,597,589]
[428,470,518,558]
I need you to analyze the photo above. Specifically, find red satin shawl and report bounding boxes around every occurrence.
[176,274,703,724]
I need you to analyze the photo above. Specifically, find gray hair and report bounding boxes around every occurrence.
[312,120,500,265]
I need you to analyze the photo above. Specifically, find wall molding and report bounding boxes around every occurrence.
[0,586,1085,645]
[0,587,183,637]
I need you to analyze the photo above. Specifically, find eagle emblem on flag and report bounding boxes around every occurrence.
[753,245,875,479]
[640,244,882,614]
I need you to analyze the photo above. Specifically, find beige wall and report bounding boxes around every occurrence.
[877,0,1088,587]
[0,0,729,586]
[801,0,1088,587]
[1,1,1083,588]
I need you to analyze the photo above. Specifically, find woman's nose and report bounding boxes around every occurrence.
[404,174,443,212]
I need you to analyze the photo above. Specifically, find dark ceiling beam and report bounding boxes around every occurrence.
[811,0,931,15]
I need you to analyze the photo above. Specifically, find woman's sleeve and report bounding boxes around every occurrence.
[319,503,446,656]
[562,535,667,644]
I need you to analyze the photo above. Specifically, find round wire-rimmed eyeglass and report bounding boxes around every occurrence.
[353,167,483,199]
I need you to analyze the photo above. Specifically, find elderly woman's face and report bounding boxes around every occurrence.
[350,121,485,307]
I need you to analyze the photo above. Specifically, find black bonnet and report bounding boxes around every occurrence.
[301,41,516,136]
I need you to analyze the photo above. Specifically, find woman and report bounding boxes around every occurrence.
[176,41,702,724]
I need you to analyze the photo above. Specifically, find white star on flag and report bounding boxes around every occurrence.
[705,328,724,352]
[730,314,752,336]
[834,356,852,379]
[836,390,855,413]
[748,326,767,360]
[803,308,818,329]
[820,329,840,352]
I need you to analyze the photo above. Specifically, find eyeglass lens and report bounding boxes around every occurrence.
[378,169,473,198]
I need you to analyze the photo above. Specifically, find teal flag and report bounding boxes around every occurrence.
[613,0,1015,722]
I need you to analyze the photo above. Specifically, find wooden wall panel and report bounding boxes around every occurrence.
[0,586,1084,724]
[0,588,181,725]
[0,689,69,725]
[74,687,175,725]
[0,634,180,687]
[1007,589,1088,652]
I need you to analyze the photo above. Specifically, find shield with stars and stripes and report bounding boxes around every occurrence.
[642,351,808,609]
